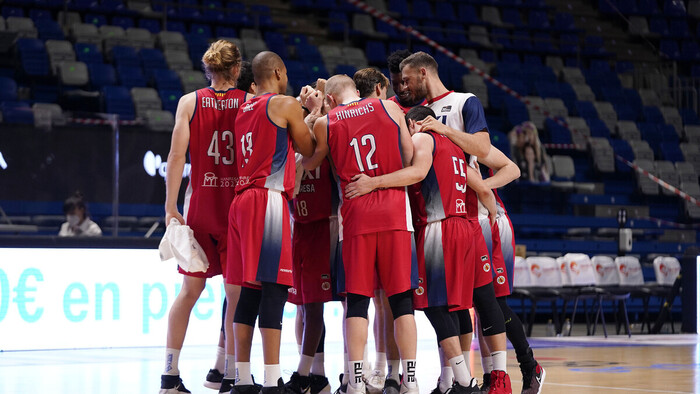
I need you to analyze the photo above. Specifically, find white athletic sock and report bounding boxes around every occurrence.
[438,367,454,393]
[462,350,471,376]
[264,364,281,387]
[298,354,314,376]
[374,352,387,373]
[481,355,493,375]
[491,351,507,373]
[363,345,371,374]
[387,359,401,382]
[349,360,364,389]
[312,352,326,376]
[449,355,472,386]
[401,359,417,389]
[235,362,253,385]
[164,348,180,375]
[224,354,236,379]
[343,353,350,384]
[298,344,303,355]
[214,346,225,372]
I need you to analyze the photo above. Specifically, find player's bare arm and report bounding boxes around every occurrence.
[383,99,414,166]
[466,166,498,225]
[477,145,521,189]
[345,132,433,199]
[164,92,196,226]
[302,115,330,171]
[270,95,317,157]
[417,115,491,158]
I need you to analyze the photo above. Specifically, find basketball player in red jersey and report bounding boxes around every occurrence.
[226,51,317,394]
[387,50,427,114]
[344,105,501,394]
[400,53,512,394]
[161,40,248,394]
[352,67,399,394]
[312,75,419,394]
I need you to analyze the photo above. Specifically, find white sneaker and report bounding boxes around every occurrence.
[398,381,419,394]
[347,382,366,394]
[364,370,385,394]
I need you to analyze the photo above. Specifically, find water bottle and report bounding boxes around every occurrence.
[546,319,555,337]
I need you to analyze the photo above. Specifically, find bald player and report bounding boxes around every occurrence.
[226,51,317,394]
[312,75,419,394]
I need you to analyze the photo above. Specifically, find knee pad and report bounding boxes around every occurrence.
[258,282,289,329]
[388,290,414,319]
[346,293,371,319]
[473,283,505,336]
[455,309,472,335]
[234,287,261,327]
[424,306,459,342]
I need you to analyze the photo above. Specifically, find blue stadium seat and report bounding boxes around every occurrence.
[614,103,637,121]
[457,4,480,24]
[668,19,690,38]
[334,64,357,76]
[152,69,182,90]
[528,10,550,29]
[421,21,445,42]
[623,88,643,113]
[1,102,34,124]
[532,32,555,53]
[493,28,512,49]
[638,122,664,155]
[388,0,409,17]
[88,63,117,88]
[365,41,386,65]
[617,0,638,14]
[102,85,135,120]
[2,6,24,18]
[659,39,680,59]
[559,34,579,54]
[642,106,664,123]
[327,11,348,36]
[111,46,140,67]
[216,26,237,38]
[637,0,661,15]
[545,118,573,144]
[159,88,183,115]
[502,8,524,28]
[29,9,52,21]
[586,117,611,138]
[554,12,577,31]
[16,38,50,77]
[663,0,686,17]
[490,130,510,158]
[116,65,147,88]
[306,62,329,81]
[445,23,469,47]
[138,18,161,34]
[165,21,187,34]
[99,0,126,13]
[435,2,456,22]
[139,48,167,70]
[649,17,669,36]
[610,139,634,172]
[189,23,212,39]
[411,0,434,20]
[111,16,134,30]
[85,13,108,27]
[660,142,684,162]
[295,43,322,62]
[575,101,598,118]
[263,32,288,59]
[36,19,65,40]
[0,76,18,102]
[514,30,533,52]
[680,108,699,125]
[202,0,224,23]
[376,20,401,39]
[680,41,700,61]
[75,43,103,64]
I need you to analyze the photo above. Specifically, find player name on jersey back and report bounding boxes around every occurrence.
[200,96,241,110]
[334,101,375,121]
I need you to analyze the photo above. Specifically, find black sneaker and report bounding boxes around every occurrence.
[429,379,449,394]
[263,377,294,394]
[520,363,545,394]
[382,378,400,394]
[218,378,236,393]
[160,375,192,393]
[309,374,331,394]
[286,372,312,394]
[478,373,490,394]
[452,379,480,394]
[231,383,263,394]
[333,374,347,394]
[205,369,224,390]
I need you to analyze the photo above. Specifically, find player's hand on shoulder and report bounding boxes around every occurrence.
[417,115,447,135]
[345,173,377,199]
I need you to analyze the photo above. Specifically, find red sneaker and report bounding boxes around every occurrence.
[487,371,512,394]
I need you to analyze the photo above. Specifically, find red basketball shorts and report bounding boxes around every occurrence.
[413,217,471,311]
[468,219,494,307]
[479,213,515,297]
[288,217,339,305]
[341,230,417,297]
[226,188,293,288]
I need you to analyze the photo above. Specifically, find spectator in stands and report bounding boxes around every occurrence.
[58,191,102,237]
[509,122,550,183]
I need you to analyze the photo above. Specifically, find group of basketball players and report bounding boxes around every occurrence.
[159,40,545,394]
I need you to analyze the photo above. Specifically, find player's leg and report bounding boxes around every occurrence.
[366,291,387,394]
[382,292,401,391]
[473,283,511,394]
[204,299,226,390]
[219,283,241,392]
[160,274,206,393]
[258,281,290,389]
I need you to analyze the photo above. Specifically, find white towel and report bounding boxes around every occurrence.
[159,218,209,273]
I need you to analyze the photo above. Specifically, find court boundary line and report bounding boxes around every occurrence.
[546,382,693,393]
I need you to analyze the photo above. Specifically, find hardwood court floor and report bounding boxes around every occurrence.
[0,334,697,393]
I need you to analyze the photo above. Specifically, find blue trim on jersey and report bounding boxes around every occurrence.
[424,226,447,306]
[257,194,284,282]
[189,90,198,124]
[462,96,489,135]
[421,167,446,223]
[263,93,285,129]
[270,126,289,175]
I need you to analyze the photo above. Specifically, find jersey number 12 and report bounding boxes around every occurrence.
[350,134,378,172]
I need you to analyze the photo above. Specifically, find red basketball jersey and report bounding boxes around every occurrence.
[388,95,427,114]
[327,98,413,237]
[465,155,480,219]
[291,158,339,223]
[184,87,246,234]
[235,93,296,198]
